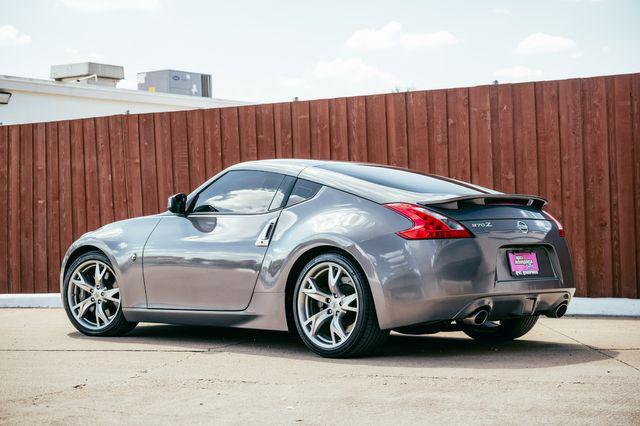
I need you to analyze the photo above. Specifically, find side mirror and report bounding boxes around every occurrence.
[167,193,187,215]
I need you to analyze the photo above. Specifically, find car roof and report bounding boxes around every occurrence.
[227,159,499,204]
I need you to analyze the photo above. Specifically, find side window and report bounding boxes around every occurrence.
[192,170,285,214]
[286,179,322,207]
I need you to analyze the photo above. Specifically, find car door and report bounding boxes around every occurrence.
[142,170,293,311]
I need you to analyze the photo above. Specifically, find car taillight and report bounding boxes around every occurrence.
[544,211,565,237]
[385,203,472,240]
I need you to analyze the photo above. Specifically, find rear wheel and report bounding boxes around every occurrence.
[63,251,138,337]
[292,253,388,358]
[462,315,539,343]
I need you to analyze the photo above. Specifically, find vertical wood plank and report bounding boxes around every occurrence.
[559,79,588,297]
[609,75,637,298]
[582,77,612,297]
[238,105,257,162]
[256,104,276,159]
[406,91,429,173]
[58,121,73,263]
[347,96,367,162]
[70,120,87,236]
[203,108,223,177]
[33,123,47,293]
[0,127,9,293]
[82,119,100,231]
[291,101,311,158]
[45,122,60,292]
[492,85,516,192]
[108,116,128,221]
[139,113,159,214]
[385,93,408,168]
[19,124,34,293]
[310,99,331,159]
[469,86,493,187]
[274,103,293,158]
[154,112,174,210]
[169,111,190,193]
[95,117,114,224]
[365,94,387,165]
[512,83,539,195]
[446,88,471,181]
[329,98,348,161]
[124,115,143,217]
[535,81,563,218]
[632,74,640,298]
[8,126,21,293]
[220,107,241,168]
[427,90,449,176]
[186,110,206,190]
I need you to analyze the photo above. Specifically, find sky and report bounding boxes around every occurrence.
[1,0,639,103]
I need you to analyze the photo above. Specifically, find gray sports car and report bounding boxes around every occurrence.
[61,159,574,357]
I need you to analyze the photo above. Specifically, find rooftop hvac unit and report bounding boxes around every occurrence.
[137,70,212,97]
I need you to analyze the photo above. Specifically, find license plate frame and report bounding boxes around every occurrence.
[507,251,540,277]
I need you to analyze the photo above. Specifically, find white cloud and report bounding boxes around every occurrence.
[346,21,402,50]
[601,45,611,53]
[59,0,161,12]
[515,33,576,54]
[346,21,460,51]
[313,58,400,86]
[571,51,583,59]
[493,8,511,15]
[494,66,543,80]
[0,25,32,46]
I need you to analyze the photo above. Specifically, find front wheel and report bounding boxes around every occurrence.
[292,253,388,358]
[462,315,539,343]
[62,251,138,337]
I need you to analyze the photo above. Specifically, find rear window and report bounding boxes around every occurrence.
[316,164,485,195]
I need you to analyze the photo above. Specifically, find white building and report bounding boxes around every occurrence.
[0,63,248,125]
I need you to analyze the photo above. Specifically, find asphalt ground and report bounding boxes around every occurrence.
[0,309,639,425]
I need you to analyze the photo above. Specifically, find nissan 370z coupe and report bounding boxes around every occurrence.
[61,159,574,358]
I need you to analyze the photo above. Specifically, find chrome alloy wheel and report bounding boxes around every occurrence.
[67,260,120,331]
[297,261,359,349]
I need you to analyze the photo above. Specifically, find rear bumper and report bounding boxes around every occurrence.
[361,227,575,329]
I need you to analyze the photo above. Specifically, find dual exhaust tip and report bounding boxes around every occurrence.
[462,308,490,326]
[546,302,568,318]
[463,301,568,325]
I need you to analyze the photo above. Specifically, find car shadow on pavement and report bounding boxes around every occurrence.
[67,323,614,370]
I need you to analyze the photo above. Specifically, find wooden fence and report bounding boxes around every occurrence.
[0,72,639,298]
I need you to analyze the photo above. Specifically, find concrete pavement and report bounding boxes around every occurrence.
[0,309,639,425]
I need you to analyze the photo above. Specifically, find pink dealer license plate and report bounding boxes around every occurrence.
[508,251,539,277]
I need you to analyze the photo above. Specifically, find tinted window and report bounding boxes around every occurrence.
[316,164,484,195]
[286,179,322,207]
[192,170,285,214]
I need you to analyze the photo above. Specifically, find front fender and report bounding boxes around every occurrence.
[59,216,163,309]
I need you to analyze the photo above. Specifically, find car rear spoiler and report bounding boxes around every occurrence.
[419,194,548,210]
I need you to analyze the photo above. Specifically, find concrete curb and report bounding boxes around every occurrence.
[1,294,639,316]
[0,293,63,308]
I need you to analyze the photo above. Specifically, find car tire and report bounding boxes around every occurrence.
[292,252,388,358]
[62,251,138,337]
[462,315,539,343]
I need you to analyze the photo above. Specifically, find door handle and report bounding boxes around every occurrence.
[256,218,278,247]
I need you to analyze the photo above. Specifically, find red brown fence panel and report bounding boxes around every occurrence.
[0,72,639,297]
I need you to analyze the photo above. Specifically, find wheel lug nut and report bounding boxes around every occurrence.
[91,298,95,302]
[328,309,332,314]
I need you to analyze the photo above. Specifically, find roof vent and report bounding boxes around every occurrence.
[50,62,125,87]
